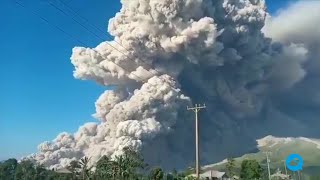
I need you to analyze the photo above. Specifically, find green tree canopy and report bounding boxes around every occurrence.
[149,167,164,180]
[226,157,236,178]
[93,146,146,180]
[0,158,18,179]
[310,174,320,180]
[240,159,263,180]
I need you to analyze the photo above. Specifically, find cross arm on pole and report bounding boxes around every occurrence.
[187,104,206,112]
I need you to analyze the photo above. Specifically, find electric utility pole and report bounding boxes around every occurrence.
[264,151,271,180]
[187,104,206,180]
[281,160,288,176]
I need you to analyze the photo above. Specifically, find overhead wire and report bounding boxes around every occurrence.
[54,0,166,76]
[46,0,163,83]
[56,0,133,53]
[48,0,139,61]
[56,1,109,38]
[15,1,86,47]
[47,0,106,42]
[14,0,144,84]
[14,0,180,91]
[45,0,181,90]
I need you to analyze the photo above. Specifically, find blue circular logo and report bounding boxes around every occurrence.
[286,154,303,172]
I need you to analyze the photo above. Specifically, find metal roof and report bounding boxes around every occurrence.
[191,170,226,178]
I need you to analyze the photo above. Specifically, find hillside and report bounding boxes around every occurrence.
[202,136,320,178]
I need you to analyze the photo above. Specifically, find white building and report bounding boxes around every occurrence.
[271,170,291,180]
[191,170,230,180]
[55,168,72,174]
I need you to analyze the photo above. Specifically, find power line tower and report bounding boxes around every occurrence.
[264,151,272,180]
[187,104,206,180]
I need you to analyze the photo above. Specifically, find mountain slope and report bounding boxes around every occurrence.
[203,136,320,178]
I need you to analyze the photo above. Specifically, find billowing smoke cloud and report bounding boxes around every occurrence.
[262,0,320,133]
[28,0,320,170]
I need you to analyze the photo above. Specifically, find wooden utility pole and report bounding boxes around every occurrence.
[187,104,206,180]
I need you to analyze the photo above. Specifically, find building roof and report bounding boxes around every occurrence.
[271,172,290,179]
[55,168,72,174]
[233,175,240,179]
[191,170,226,178]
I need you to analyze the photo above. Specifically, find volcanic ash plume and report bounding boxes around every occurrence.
[29,0,320,170]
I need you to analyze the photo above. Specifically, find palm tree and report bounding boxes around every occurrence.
[78,157,92,180]
[115,154,136,179]
[67,157,93,180]
[95,155,114,179]
[67,160,81,178]
[96,147,147,180]
[149,167,164,180]
[123,146,146,179]
[90,146,147,180]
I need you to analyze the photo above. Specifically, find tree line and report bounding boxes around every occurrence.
[2,148,320,180]
[0,147,192,180]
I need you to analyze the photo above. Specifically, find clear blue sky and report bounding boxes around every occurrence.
[0,0,295,160]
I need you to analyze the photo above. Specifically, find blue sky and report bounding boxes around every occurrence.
[0,0,295,160]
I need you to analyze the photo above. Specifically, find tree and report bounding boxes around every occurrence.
[15,160,37,180]
[226,158,236,178]
[93,146,146,180]
[78,157,92,180]
[66,157,92,180]
[310,175,320,180]
[0,158,80,180]
[165,169,192,180]
[46,169,74,180]
[34,164,50,180]
[67,160,81,179]
[240,159,263,180]
[119,146,146,179]
[0,158,18,180]
[149,167,164,180]
[94,155,114,179]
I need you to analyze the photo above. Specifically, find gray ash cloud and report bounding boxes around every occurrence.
[28,0,320,170]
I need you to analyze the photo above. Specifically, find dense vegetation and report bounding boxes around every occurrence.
[0,147,192,180]
[2,148,318,180]
[239,159,263,180]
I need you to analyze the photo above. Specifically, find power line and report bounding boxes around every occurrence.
[15,0,144,84]
[56,0,145,57]
[45,0,186,92]
[48,0,151,79]
[16,0,184,92]
[15,4,209,173]
[56,0,109,39]
[47,0,106,42]
[52,0,163,77]
[47,0,134,59]
[15,1,86,46]
[56,0,141,64]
